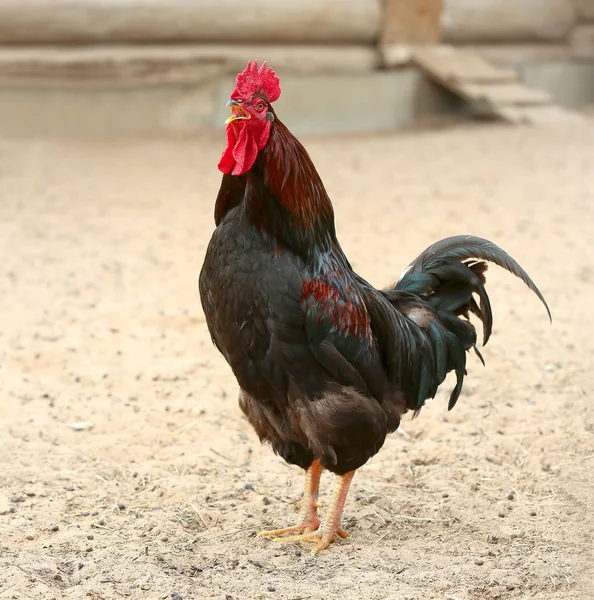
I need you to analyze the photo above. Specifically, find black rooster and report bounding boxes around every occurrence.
[199,61,550,554]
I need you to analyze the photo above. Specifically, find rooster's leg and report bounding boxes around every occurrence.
[273,470,355,555]
[259,459,322,538]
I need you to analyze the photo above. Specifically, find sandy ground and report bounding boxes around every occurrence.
[0,122,593,600]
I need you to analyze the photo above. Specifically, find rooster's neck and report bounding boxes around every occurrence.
[245,118,338,260]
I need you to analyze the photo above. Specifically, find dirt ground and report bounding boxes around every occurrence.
[0,121,593,600]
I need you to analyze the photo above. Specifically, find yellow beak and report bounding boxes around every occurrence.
[225,99,250,124]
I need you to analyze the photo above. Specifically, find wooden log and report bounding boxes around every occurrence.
[570,25,594,58]
[0,45,379,87]
[442,0,576,43]
[0,0,380,44]
[381,0,443,44]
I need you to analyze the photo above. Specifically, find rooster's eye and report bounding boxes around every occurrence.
[256,102,265,112]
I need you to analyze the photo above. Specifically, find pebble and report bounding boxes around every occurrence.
[244,483,254,490]
[118,503,126,510]
[26,535,34,540]
[475,559,484,566]
[507,491,516,500]
[50,524,59,532]
[295,549,302,557]
[171,593,183,600]
[267,586,276,592]
[11,495,23,503]
[530,510,537,516]
[64,485,75,492]
[498,511,506,518]
[69,421,94,431]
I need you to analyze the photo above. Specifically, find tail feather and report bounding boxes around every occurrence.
[383,235,550,412]
[399,235,551,324]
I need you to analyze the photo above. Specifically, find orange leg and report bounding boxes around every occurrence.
[273,470,355,555]
[259,459,322,538]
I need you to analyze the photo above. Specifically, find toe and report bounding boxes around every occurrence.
[310,534,333,555]
[259,525,304,538]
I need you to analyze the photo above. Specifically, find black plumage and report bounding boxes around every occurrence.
[198,61,550,552]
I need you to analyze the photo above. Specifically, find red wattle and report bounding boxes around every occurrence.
[218,121,271,176]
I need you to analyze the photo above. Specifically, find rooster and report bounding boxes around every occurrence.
[199,61,550,554]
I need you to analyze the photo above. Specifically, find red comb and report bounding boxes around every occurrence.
[233,60,281,103]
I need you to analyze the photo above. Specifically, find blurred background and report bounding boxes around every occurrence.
[0,0,593,136]
[1,3,593,599]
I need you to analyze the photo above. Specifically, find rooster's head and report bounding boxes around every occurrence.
[218,60,281,176]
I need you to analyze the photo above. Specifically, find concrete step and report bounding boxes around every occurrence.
[0,45,461,137]
[0,44,591,137]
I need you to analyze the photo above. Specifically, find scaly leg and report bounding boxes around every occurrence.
[259,459,322,538]
[273,470,355,555]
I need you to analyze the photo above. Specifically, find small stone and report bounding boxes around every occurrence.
[262,496,271,505]
[226,596,233,600]
[498,511,506,518]
[54,573,63,581]
[50,524,59,532]
[82,511,90,517]
[295,549,302,557]
[267,586,276,592]
[69,421,94,431]
[442,492,449,498]
[64,485,75,492]
[26,535,34,540]
[475,559,484,566]
[244,483,254,490]
[87,534,94,540]
[10,495,23,503]
[171,593,183,600]
[507,490,516,500]
[118,503,126,510]
[530,510,537,516]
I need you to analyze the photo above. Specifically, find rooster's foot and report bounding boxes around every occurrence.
[258,517,321,539]
[271,526,349,554]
